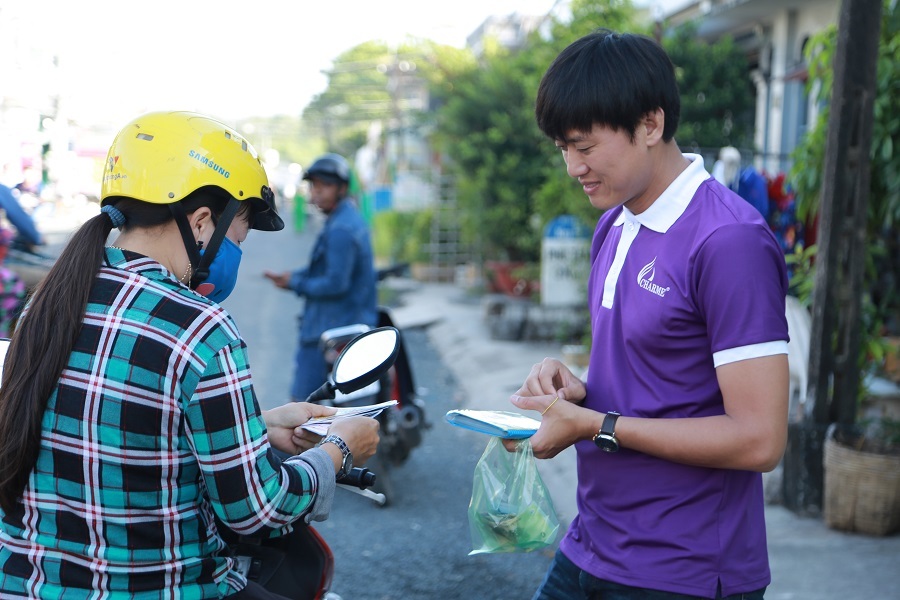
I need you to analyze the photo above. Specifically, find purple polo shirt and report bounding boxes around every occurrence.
[560,155,789,597]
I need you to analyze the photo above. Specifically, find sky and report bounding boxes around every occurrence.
[5,0,688,126]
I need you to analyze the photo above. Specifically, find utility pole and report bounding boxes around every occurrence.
[783,0,883,514]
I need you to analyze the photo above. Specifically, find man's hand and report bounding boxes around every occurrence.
[504,392,599,459]
[263,270,291,289]
[263,402,336,454]
[499,358,592,458]
[513,358,586,403]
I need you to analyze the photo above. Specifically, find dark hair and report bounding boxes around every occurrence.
[0,188,246,513]
[535,29,681,143]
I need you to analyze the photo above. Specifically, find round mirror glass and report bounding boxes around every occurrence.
[333,328,399,386]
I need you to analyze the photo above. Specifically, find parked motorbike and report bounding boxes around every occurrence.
[314,266,429,506]
[0,326,401,600]
[224,325,400,600]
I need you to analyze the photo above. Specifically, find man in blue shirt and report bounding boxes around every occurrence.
[265,153,378,400]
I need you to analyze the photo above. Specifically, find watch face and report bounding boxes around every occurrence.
[594,434,619,453]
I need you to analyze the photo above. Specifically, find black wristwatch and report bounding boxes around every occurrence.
[592,411,621,453]
[321,434,353,478]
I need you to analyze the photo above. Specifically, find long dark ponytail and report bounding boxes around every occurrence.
[0,190,245,513]
[0,210,114,513]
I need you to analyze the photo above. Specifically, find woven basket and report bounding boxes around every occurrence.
[823,436,900,536]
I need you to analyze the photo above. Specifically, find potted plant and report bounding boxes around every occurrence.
[823,419,900,536]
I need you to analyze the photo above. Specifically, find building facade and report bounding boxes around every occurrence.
[663,0,841,175]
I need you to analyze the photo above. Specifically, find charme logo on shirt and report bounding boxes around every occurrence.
[636,257,670,298]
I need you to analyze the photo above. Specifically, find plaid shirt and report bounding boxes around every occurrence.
[0,248,321,599]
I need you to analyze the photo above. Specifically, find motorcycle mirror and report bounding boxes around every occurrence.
[305,326,400,403]
[332,326,400,393]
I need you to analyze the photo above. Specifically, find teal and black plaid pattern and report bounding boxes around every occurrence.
[0,248,318,598]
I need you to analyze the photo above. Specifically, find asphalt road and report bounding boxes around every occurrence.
[319,326,554,600]
[226,208,554,599]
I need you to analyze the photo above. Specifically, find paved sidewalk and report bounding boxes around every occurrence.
[389,279,900,600]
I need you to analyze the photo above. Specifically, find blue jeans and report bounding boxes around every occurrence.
[292,342,327,401]
[533,549,766,600]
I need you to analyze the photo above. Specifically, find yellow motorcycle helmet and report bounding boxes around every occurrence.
[100,111,283,231]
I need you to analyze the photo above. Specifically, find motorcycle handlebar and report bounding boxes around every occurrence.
[305,381,333,403]
[376,263,409,281]
[337,467,376,489]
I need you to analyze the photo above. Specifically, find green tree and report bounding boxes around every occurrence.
[663,23,756,151]
[533,0,643,230]
[302,38,474,162]
[789,0,899,350]
[408,40,477,109]
[306,0,762,269]
[434,0,640,262]
[433,0,760,262]
[296,37,477,264]
[432,43,549,261]
[791,1,899,227]
[302,41,395,158]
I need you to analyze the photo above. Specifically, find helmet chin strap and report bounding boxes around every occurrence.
[169,198,241,288]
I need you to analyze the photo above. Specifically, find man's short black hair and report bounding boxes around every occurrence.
[535,29,681,143]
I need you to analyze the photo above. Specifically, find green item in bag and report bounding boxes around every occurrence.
[467,436,560,555]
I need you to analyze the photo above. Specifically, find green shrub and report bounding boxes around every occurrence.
[371,209,433,265]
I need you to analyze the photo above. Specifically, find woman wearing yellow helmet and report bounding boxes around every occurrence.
[0,111,380,599]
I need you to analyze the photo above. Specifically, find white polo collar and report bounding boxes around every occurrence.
[613,153,710,233]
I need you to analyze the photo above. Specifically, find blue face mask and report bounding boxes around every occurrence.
[195,236,242,303]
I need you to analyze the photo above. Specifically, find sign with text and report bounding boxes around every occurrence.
[541,215,592,307]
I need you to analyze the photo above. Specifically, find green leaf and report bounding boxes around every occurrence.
[882,132,894,161]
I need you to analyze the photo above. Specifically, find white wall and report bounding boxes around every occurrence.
[753,0,840,174]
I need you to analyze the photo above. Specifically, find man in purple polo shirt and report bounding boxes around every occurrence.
[507,29,790,599]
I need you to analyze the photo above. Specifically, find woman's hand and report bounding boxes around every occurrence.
[263,402,336,454]
[327,417,380,465]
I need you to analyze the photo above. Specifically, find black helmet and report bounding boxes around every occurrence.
[302,153,351,185]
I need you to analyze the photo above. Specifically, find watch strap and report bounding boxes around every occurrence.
[321,434,350,455]
[600,411,620,436]
[320,434,352,474]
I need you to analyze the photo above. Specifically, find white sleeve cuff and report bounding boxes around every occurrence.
[713,341,789,368]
